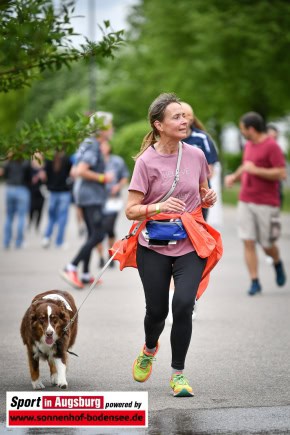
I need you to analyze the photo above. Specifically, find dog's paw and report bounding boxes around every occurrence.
[51,373,58,386]
[32,379,45,390]
[58,381,68,389]
[56,374,68,389]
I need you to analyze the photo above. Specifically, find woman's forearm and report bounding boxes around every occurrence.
[126,203,161,221]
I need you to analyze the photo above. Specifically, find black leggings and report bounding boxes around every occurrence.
[104,212,118,238]
[72,205,105,273]
[136,244,207,370]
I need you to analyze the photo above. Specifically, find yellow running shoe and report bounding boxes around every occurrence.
[132,343,159,382]
[170,373,194,397]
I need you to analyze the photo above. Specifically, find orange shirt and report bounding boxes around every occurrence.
[109,206,223,300]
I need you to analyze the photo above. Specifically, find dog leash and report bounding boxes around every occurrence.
[67,350,79,357]
[63,248,120,333]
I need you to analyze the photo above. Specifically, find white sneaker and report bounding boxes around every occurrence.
[41,237,50,248]
[265,255,273,265]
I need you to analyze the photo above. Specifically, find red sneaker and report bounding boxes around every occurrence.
[81,276,103,285]
[59,269,84,289]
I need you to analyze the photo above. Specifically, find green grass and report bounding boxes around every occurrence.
[222,186,290,213]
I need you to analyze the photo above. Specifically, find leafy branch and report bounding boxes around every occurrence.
[0,1,124,92]
[0,114,109,161]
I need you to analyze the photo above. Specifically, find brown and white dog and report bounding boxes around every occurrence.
[20,290,78,390]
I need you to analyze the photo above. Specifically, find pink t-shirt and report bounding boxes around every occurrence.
[129,142,210,256]
[239,137,285,206]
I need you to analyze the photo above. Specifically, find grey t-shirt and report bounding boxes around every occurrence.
[73,137,106,207]
[105,154,130,198]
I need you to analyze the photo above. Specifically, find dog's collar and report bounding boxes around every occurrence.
[42,294,73,311]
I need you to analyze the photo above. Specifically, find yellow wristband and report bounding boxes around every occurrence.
[98,174,105,183]
[155,203,160,214]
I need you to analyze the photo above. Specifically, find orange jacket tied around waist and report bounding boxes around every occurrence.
[109,206,223,300]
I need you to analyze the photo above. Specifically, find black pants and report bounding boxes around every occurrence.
[202,207,209,221]
[29,194,44,230]
[104,212,118,238]
[136,244,207,370]
[72,205,105,273]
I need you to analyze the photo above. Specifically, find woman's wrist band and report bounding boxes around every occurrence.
[97,174,105,183]
[145,203,161,219]
[145,205,150,220]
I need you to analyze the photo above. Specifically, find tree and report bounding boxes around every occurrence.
[0,0,123,92]
[15,60,90,126]
[0,115,95,161]
[0,0,124,160]
[97,0,290,132]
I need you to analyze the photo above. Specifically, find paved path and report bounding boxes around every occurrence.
[0,185,289,434]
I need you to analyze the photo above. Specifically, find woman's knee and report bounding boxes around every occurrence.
[107,229,115,238]
[146,306,168,323]
[88,229,105,247]
[172,294,195,319]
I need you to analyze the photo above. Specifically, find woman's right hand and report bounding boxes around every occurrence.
[160,197,186,213]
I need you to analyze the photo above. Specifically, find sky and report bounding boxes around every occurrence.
[62,0,138,45]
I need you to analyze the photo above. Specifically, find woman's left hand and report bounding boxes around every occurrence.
[200,187,217,208]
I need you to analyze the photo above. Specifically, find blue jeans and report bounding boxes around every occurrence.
[4,186,30,248]
[44,191,71,246]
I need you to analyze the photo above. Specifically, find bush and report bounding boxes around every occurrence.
[111,120,149,173]
[222,152,243,174]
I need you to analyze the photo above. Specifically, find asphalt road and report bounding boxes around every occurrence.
[0,185,290,434]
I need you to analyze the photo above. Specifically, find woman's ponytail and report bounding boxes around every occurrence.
[133,130,157,160]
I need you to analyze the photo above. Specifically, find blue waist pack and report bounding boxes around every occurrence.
[145,220,187,242]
